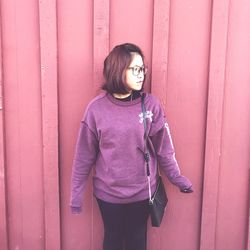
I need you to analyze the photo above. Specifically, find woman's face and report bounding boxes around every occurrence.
[125,53,146,92]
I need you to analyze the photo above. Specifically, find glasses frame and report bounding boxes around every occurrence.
[127,66,148,76]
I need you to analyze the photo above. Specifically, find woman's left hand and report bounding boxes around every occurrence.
[180,186,194,193]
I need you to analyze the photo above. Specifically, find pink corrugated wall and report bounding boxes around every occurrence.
[0,0,249,250]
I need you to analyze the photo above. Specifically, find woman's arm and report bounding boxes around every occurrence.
[150,122,193,192]
[70,122,99,213]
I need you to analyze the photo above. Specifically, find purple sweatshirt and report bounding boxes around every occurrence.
[70,92,192,213]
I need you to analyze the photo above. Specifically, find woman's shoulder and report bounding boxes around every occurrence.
[144,92,161,106]
[80,92,108,122]
[86,92,107,109]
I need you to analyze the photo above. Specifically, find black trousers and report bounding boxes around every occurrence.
[97,198,150,250]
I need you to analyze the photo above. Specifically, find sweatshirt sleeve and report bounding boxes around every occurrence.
[149,101,193,191]
[70,121,99,213]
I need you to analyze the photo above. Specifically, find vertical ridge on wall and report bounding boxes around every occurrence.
[92,1,110,249]
[149,1,170,248]
[38,0,61,249]
[93,0,110,92]
[151,0,170,107]
[1,1,46,248]
[248,169,250,250]
[200,0,231,249]
[0,5,8,249]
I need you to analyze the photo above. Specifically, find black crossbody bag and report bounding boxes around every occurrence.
[141,93,168,227]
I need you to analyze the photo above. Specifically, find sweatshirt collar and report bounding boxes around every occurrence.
[106,92,144,106]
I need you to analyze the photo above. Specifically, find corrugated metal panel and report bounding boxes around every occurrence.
[201,1,250,250]
[39,0,61,249]
[58,0,95,249]
[200,0,232,248]
[0,0,249,249]
[0,5,8,249]
[1,0,44,249]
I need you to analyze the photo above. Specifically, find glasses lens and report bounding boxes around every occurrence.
[133,67,140,75]
[131,66,147,76]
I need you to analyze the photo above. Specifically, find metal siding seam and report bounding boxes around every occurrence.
[93,0,110,92]
[150,1,170,248]
[0,2,9,249]
[200,0,231,249]
[38,0,61,249]
[248,169,250,250]
[151,0,170,109]
[93,0,110,249]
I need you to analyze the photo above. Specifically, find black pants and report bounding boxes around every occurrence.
[97,198,150,250]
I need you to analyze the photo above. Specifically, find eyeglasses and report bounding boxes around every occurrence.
[127,66,148,76]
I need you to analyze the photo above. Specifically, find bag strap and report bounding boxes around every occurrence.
[141,93,150,176]
[141,93,153,203]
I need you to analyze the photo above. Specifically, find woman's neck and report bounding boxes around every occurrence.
[112,91,141,102]
[113,91,132,99]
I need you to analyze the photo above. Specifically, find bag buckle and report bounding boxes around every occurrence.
[144,152,150,162]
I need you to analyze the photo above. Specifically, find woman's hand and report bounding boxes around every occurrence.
[180,186,194,193]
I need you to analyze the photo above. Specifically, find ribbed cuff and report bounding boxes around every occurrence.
[71,206,82,214]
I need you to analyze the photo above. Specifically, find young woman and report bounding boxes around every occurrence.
[70,43,193,250]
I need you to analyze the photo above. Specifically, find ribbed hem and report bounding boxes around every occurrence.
[93,182,157,204]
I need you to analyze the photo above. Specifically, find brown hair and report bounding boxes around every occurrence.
[102,43,145,94]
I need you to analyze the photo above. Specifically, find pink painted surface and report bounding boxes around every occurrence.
[0,8,8,250]
[201,1,250,250]
[0,0,249,249]
[57,0,95,249]
[215,0,250,248]
[150,0,211,249]
[39,0,61,249]
[1,1,45,249]
[200,0,232,248]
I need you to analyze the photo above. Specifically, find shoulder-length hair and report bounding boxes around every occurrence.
[102,43,145,94]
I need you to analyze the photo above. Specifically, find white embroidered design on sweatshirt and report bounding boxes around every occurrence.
[139,111,153,123]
